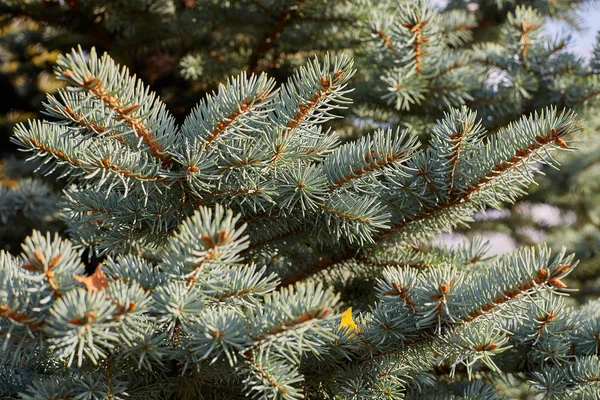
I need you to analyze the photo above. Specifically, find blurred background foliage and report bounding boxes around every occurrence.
[1,0,600,301]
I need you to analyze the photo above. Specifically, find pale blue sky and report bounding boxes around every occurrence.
[433,0,600,58]
[545,3,600,59]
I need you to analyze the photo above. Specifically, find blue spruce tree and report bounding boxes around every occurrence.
[1,0,600,398]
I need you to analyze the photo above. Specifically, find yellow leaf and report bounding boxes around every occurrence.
[339,307,359,336]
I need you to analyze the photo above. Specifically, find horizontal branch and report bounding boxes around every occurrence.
[278,112,577,288]
[327,149,413,191]
[283,70,347,135]
[61,70,171,167]
[461,262,572,323]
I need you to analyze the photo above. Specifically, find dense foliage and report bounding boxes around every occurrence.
[1,0,600,398]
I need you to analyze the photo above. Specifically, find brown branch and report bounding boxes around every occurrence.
[267,69,346,163]
[384,281,417,310]
[203,89,272,149]
[77,200,179,220]
[61,70,171,167]
[320,205,369,223]
[106,357,114,399]
[244,353,288,395]
[98,156,168,182]
[202,187,263,202]
[403,19,429,74]
[362,258,435,271]
[389,183,428,205]
[245,147,406,251]
[461,263,571,323]
[462,127,568,198]
[415,164,438,195]
[0,305,44,330]
[28,133,163,190]
[251,306,330,342]
[545,40,568,60]
[214,287,261,301]
[21,250,63,298]
[384,129,563,240]
[270,143,287,163]
[26,137,89,172]
[217,157,263,172]
[283,70,346,134]
[374,29,401,59]
[429,281,452,323]
[247,1,307,73]
[185,231,229,287]
[244,123,406,251]
[447,120,473,197]
[429,61,464,81]
[64,106,127,144]
[358,264,573,364]
[279,127,571,287]
[328,150,413,191]
[516,20,536,67]
[172,319,182,347]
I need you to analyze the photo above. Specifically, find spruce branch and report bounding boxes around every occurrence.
[531,356,600,399]
[323,128,419,191]
[51,47,177,167]
[382,107,579,244]
[274,53,354,139]
[242,350,304,400]
[4,24,597,396]
[180,71,277,151]
[279,106,579,287]
[13,121,171,197]
[504,6,544,69]
[367,14,402,60]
